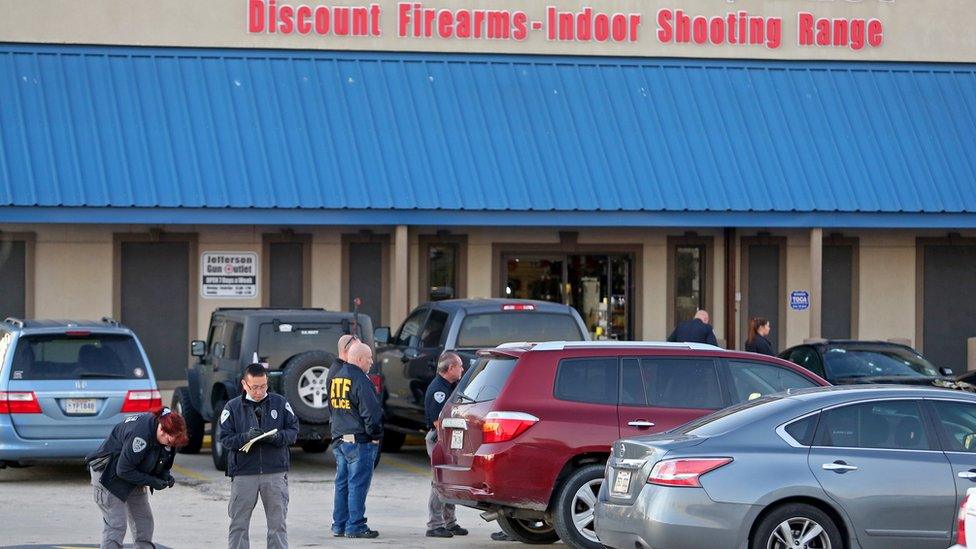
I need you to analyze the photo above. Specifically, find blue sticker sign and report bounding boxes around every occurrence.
[790,291,810,310]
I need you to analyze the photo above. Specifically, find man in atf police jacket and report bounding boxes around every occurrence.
[328,342,384,538]
[221,363,300,549]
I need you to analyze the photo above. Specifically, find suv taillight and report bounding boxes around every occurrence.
[482,411,538,443]
[121,390,162,413]
[958,494,970,546]
[0,391,42,414]
[647,458,733,488]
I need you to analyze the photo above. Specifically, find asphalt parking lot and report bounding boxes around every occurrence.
[0,438,533,548]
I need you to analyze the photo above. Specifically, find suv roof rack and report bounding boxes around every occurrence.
[495,341,537,349]
[100,316,121,326]
[531,341,724,352]
[3,317,23,328]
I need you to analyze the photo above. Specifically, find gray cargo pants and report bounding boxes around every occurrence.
[228,472,289,549]
[425,430,457,530]
[90,467,156,549]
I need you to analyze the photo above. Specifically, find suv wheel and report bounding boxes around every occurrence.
[552,464,605,549]
[497,515,559,545]
[751,503,842,549]
[211,398,229,471]
[281,351,334,423]
[171,387,204,454]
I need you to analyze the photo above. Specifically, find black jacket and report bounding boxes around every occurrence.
[328,361,384,443]
[667,318,718,346]
[745,334,775,356]
[424,375,455,430]
[86,413,175,501]
[220,392,300,477]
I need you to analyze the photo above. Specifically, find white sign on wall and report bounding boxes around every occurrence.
[201,252,258,299]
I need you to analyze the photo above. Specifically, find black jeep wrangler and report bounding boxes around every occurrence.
[374,299,588,451]
[172,308,373,470]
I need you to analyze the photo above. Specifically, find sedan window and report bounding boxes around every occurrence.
[814,400,932,450]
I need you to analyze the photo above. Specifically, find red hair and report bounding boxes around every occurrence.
[152,406,189,448]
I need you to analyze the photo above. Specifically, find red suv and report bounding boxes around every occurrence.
[431,341,829,549]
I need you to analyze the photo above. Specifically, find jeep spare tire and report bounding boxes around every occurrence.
[282,351,335,423]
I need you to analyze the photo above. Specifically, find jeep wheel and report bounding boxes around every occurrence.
[552,464,605,549]
[281,351,334,423]
[496,515,559,544]
[171,387,204,454]
[210,398,229,471]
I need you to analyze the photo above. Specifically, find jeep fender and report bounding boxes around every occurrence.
[208,381,238,421]
[185,364,203,413]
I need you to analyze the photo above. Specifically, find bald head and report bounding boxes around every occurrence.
[338,334,356,361]
[694,310,710,325]
[347,342,373,373]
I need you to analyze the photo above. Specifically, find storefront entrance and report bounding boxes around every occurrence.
[501,253,633,340]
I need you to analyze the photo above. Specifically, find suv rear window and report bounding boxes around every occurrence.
[457,357,517,403]
[457,313,583,348]
[257,323,345,369]
[10,334,147,380]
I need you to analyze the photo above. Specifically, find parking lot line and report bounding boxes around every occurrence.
[171,463,210,482]
[381,454,431,476]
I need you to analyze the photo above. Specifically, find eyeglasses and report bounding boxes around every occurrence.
[244,380,268,391]
[344,336,360,351]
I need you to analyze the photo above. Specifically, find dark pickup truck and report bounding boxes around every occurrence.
[373,299,588,451]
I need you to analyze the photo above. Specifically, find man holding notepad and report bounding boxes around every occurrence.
[220,362,300,549]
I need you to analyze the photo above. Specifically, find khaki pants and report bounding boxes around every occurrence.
[90,467,155,549]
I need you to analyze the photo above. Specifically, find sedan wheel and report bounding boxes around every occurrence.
[766,517,831,549]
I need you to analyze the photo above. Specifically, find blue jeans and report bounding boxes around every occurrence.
[332,441,378,535]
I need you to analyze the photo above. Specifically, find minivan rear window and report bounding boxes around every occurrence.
[457,357,517,403]
[456,313,583,348]
[10,334,147,380]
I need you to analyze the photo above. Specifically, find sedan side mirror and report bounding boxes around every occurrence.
[374,327,391,345]
[190,340,207,357]
[940,367,954,376]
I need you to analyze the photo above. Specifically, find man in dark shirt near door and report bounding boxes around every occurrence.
[424,352,467,538]
[667,309,719,346]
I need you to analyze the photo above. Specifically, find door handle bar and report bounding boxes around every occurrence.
[822,462,858,472]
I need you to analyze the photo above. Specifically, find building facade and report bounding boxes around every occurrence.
[1,1,975,383]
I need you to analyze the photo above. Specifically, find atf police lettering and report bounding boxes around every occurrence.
[330,377,353,410]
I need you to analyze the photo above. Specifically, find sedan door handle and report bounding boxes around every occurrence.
[822,461,858,473]
[958,470,976,480]
[627,420,655,428]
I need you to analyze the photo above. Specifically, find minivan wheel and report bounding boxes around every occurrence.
[210,399,229,471]
[496,515,559,545]
[553,464,605,549]
[172,387,204,454]
[751,503,843,549]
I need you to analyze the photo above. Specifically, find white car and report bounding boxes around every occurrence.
[951,488,976,548]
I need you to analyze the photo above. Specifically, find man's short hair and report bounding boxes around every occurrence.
[244,363,268,378]
[437,351,463,373]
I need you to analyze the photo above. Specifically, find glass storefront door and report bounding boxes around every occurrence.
[503,253,633,340]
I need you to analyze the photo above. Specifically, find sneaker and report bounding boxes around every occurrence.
[425,527,454,538]
[332,531,345,538]
[491,531,513,541]
[447,524,469,536]
[346,528,380,539]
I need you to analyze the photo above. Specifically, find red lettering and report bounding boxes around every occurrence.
[513,12,527,41]
[832,19,848,48]
[798,12,814,46]
[352,7,368,35]
[456,10,471,38]
[315,5,330,34]
[278,5,294,34]
[693,16,707,44]
[657,9,672,42]
[457,8,467,37]
[398,3,410,37]
[577,8,592,41]
[868,19,883,47]
[675,10,690,43]
[594,13,609,42]
[766,17,781,48]
[816,18,830,46]
[296,5,312,34]
[487,11,511,39]
[438,10,453,38]
[611,14,628,42]
[268,0,277,34]
[629,14,640,42]
[370,4,381,36]
[335,7,349,35]
[548,6,556,41]
[709,16,724,45]
[249,0,265,32]
[849,19,864,51]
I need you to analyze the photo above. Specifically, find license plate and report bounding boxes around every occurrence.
[450,429,464,450]
[612,469,632,494]
[65,398,97,415]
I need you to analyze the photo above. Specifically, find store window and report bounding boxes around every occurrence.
[502,253,633,340]
[668,237,712,330]
[420,236,466,303]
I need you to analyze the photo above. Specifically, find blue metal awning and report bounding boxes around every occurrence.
[1,44,975,226]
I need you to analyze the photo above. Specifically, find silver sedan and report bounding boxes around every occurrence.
[595,385,976,549]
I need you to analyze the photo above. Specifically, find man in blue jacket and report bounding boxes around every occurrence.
[221,363,300,549]
[329,341,384,538]
[667,309,719,346]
